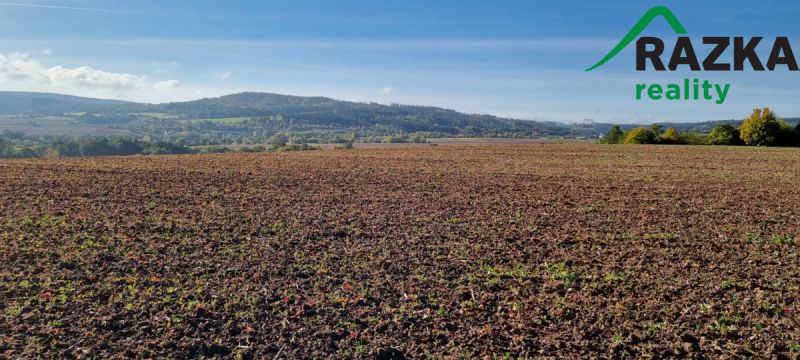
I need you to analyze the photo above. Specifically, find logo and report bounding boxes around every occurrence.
[586,6,799,104]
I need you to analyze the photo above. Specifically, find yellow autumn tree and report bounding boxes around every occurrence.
[740,108,780,146]
[659,127,680,144]
[623,127,655,144]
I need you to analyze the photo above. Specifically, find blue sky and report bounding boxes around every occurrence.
[1,0,800,123]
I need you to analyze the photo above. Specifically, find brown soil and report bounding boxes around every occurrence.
[1,144,799,358]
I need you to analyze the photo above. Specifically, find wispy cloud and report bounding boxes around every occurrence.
[0,52,180,93]
[6,38,619,52]
[216,71,232,81]
[151,60,180,75]
[0,1,118,12]
[378,86,393,95]
[153,80,180,92]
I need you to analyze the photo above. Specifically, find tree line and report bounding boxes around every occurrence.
[602,108,800,146]
[0,135,194,158]
[0,132,323,159]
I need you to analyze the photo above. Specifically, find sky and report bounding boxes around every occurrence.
[1,0,800,123]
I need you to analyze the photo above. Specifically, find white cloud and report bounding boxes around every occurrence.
[153,80,181,92]
[216,71,232,81]
[0,52,180,97]
[378,86,393,95]
[45,66,150,89]
[41,48,52,56]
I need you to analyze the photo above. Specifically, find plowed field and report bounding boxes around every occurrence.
[1,144,799,358]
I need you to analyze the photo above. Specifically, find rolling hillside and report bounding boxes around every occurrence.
[0,91,575,143]
[0,91,139,115]
[1,91,795,145]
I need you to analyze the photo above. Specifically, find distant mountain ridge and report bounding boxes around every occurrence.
[0,91,138,115]
[0,91,573,141]
[0,91,796,143]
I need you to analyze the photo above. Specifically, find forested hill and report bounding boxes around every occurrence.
[0,91,140,115]
[153,92,566,135]
[0,91,574,143]
[1,91,797,145]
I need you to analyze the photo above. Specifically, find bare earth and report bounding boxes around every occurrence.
[1,144,799,358]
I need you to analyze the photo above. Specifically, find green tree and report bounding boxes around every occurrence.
[707,124,742,145]
[269,133,288,149]
[110,137,144,155]
[650,123,663,137]
[602,125,624,144]
[793,123,800,146]
[339,130,356,148]
[79,137,115,156]
[623,127,656,144]
[0,136,8,156]
[11,145,39,158]
[774,121,798,146]
[51,139,81,156]
[739,108,781,146]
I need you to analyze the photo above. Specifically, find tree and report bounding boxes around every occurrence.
[42,147,61,159]
[110,137,144,155]
[650,123,663,137]
[51,139,80,156]
[623,127,656,144]
[602,125,624,144]
[793,123,800,146]
[739,108,781,146]
[269,133,288,148]
[142,141,193,155]
[708,124,742,145]
[0,136,8,156]
[659,127,681,144]
[774,121,799,147]
[79,137,115,156]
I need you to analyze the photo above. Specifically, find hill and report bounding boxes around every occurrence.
[152,92,573,137]
[1,91,796,145]
[0,91,139,115]
[0,91,575,144]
